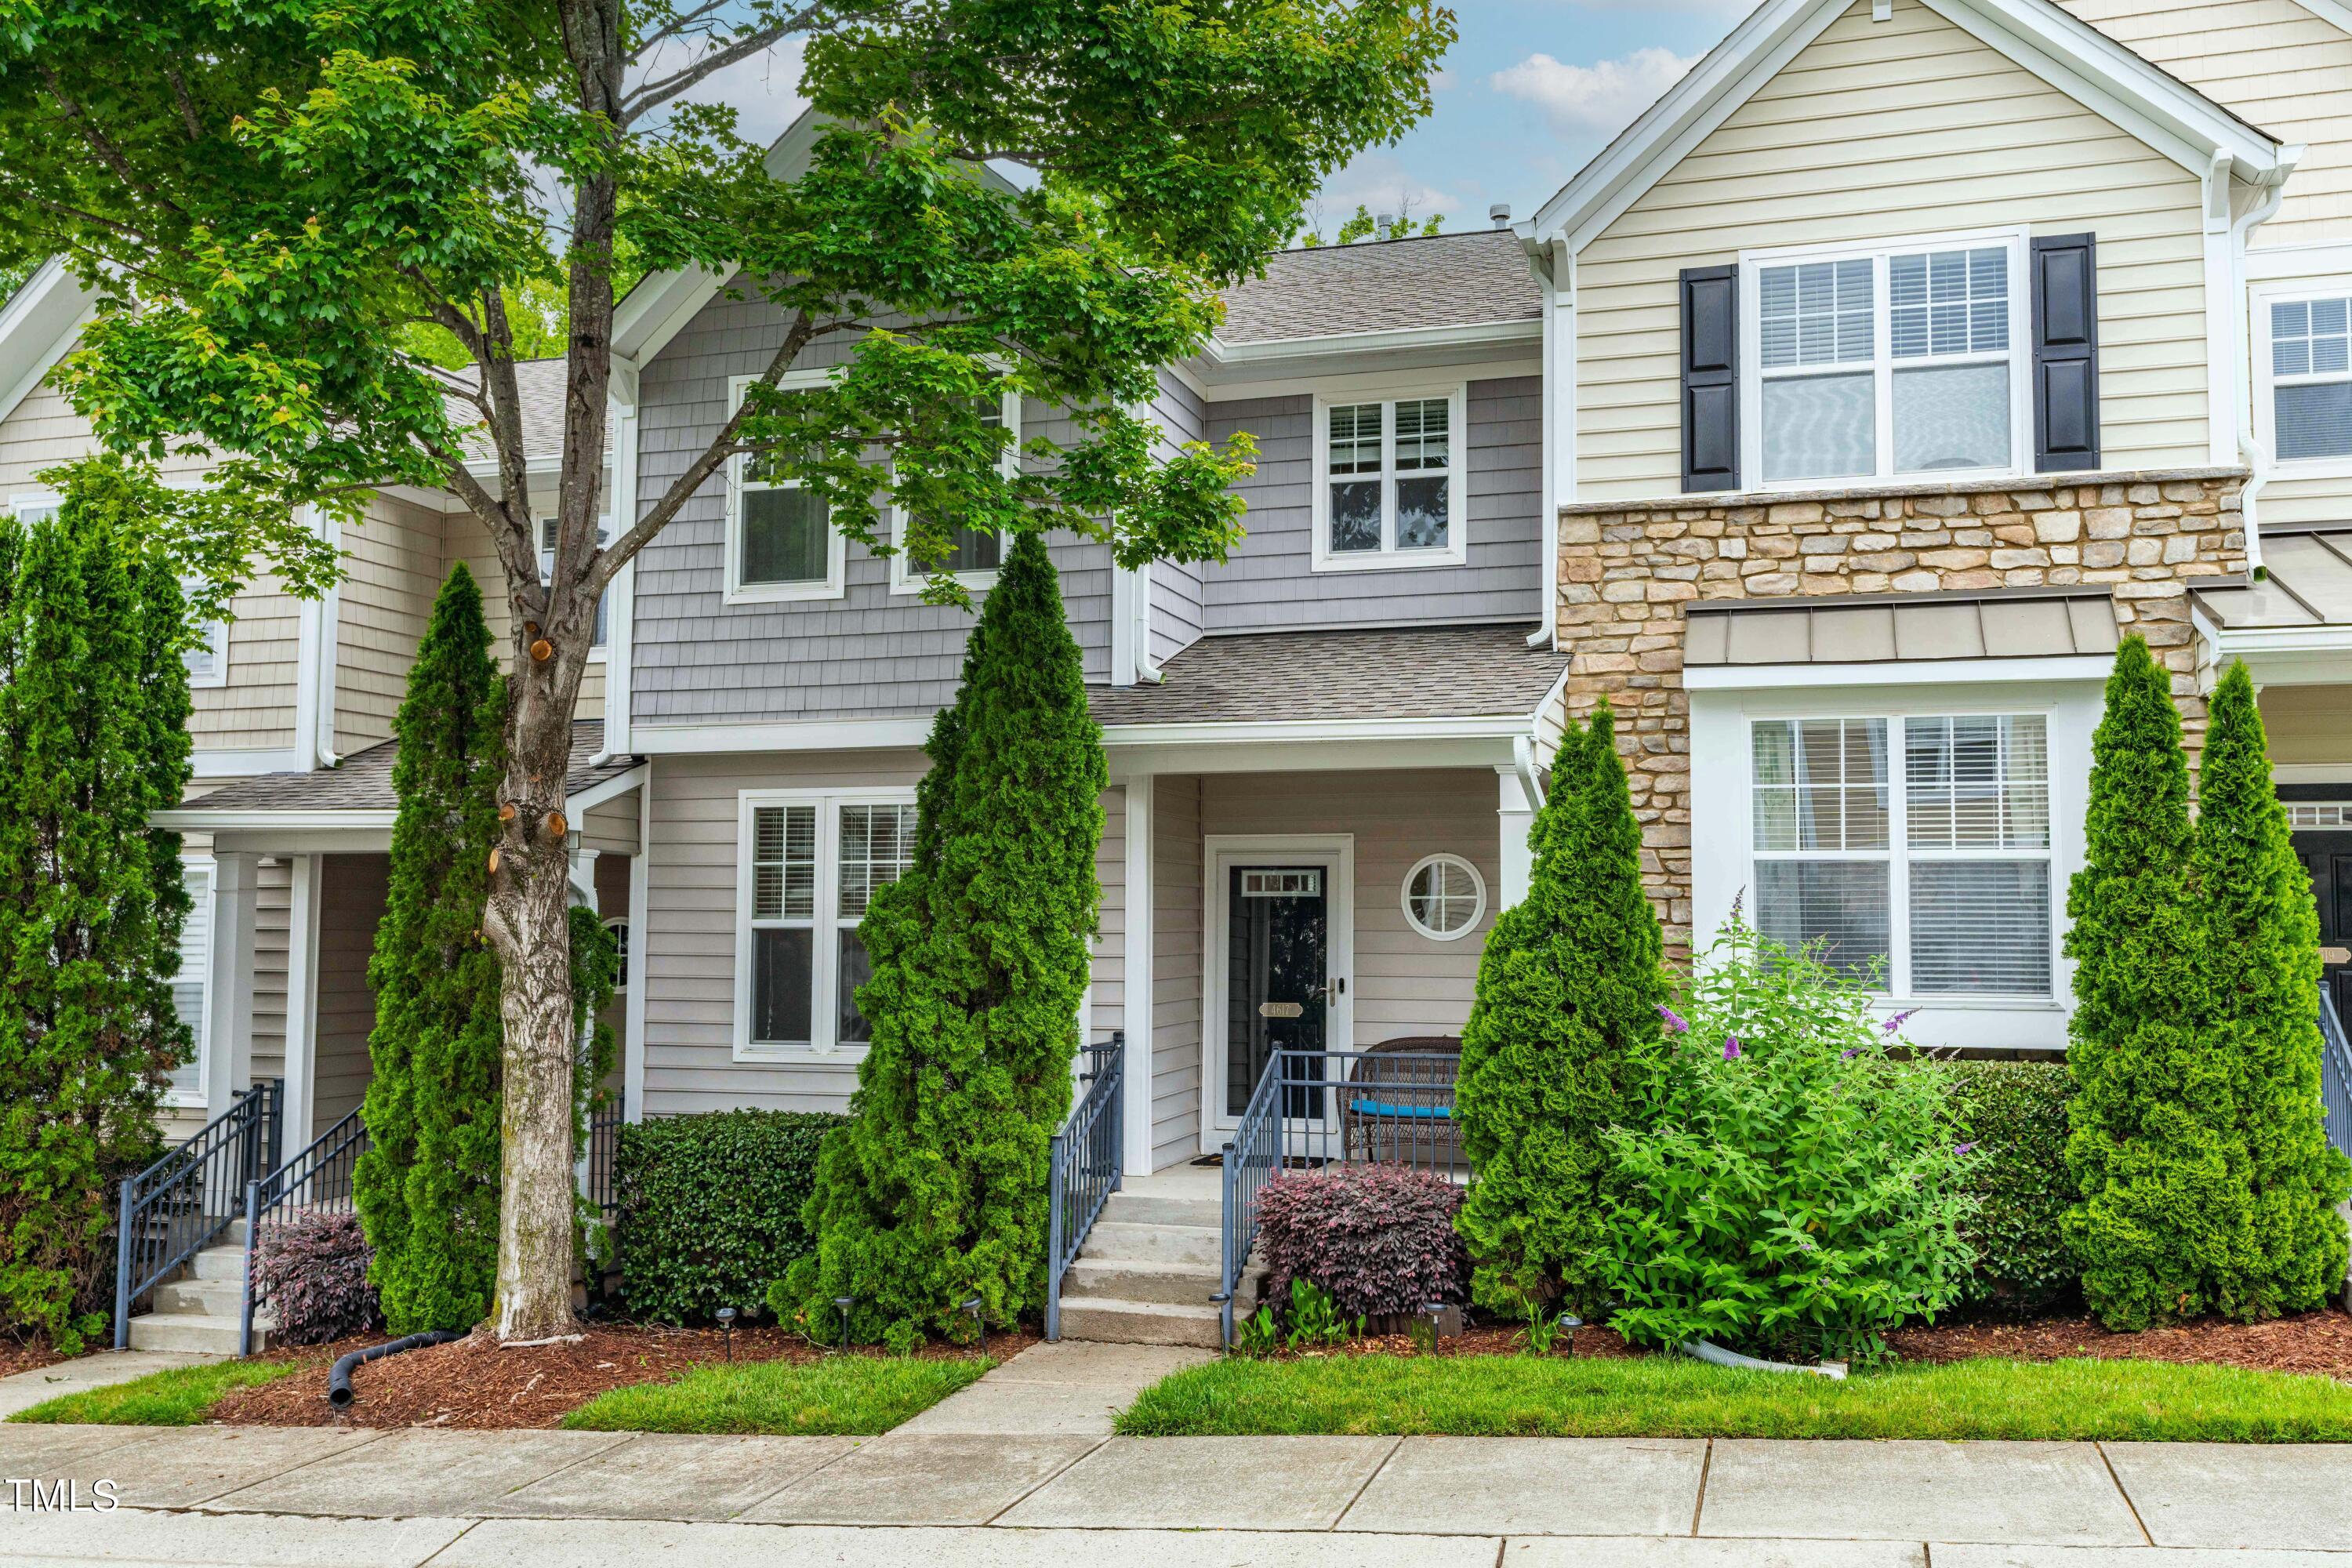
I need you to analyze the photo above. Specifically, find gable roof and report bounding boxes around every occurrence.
[0,260,96,428]
[1523,0,2295,256]
[1087,622,1566,727]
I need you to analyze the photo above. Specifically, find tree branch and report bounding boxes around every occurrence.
[38,66,180,214]
[619,9,822,125]
[162,64,204,142]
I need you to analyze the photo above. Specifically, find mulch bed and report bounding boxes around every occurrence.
[1889,1308,2352,1381]
[211,1323,1035,1430]
[0,1339,69,1381]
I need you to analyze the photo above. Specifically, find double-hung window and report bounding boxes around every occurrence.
[1751,713,2053,997]
[1745,232,2027,487]
[2263,294,2352,465]
[11,492,230,683]
[726,371,844,602]
[539,514,612,648]
[891,391,1015,593]
[1312,386,1468,570]
[169,859,212,1105]
[737,790,918,1057]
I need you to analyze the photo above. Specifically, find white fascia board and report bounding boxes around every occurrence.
[2293,0,2352,38]
[1198,318,1542,368]
[1684,654,2118,690]
[2212,625,2352,684]
[154,807,397,833]
[0,260,96,426]
[190,746,307,779]
[564,763,647,815]
[628,717,935,754]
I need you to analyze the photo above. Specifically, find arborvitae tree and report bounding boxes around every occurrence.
[2193,659,2352,1316]
[1454,701,1667,1314]
[2063,636,2234,1328]
[781,533,1105,1346]
[355,565,510,1333]
[0,459,194,1351]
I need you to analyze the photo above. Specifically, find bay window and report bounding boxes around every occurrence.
[1751,713,2053,996]
[1746,232,2027,486]
[737,789,917,1057]
[1312,386,1468,570]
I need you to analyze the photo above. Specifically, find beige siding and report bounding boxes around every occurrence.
[637,750,927,1116]
[582,789,641,858]
[250,858,292,1089]
[335,494,445,756]
[311,855,388,1138]
[2060,0,2352,249]
[1574,0,2212,502]
[1091,786,1125,1045]
[2263,683,2352,766]
[441,506,607,721]
[1151,778,1204,1169]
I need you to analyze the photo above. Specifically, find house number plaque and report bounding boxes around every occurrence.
[1258,1001,1304,1019]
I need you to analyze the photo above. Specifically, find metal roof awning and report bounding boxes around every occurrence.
[1686,586,2122,670]
[2193,527,2352,631]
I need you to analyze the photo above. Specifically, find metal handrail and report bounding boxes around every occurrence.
[2321,986,2352,1160]
[113,1079,281,1348]
[1213,1047,1285,1348]
[586,1092,626,1223]
[1045,1031,1124,1341]
[240,1106,371,1356]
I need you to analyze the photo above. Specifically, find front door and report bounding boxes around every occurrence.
[1224,866,1329,1118]
[2296,828,2352,1027]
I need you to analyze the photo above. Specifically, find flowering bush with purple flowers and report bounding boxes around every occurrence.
[1254,1166,1470,1323]
[1602,914,1976,1366]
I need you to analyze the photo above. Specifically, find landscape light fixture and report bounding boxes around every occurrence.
[1414,1302,1446,1355]
[961,1297,986,1359]
[1558,1313,1584,1358]
[834,1295,855,1351]
[717,1306,737,1362]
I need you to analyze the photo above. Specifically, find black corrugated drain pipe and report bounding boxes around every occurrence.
[328,1329,466,1409]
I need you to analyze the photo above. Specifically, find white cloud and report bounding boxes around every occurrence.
[1490,46,1697,138]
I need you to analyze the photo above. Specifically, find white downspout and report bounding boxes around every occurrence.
[2229,150,2298,578]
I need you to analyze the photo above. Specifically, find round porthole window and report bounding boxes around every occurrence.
[1403,853,1486,941]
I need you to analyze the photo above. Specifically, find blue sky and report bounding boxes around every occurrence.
[1309,1,1751,233]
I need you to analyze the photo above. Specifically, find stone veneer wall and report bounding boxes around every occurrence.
[1554,466,2248,956]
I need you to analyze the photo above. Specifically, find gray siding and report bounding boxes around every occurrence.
[1091,786,1125,1045]
[631,292,1112,726]
[1147,370,1207,665]
[1200,376,1544,631]
[1151,776,1204,1169]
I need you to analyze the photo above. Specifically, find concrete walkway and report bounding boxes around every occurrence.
[8,1421,2352,1565]
[0,1350,223,1419]
[895,1339,1214,1436]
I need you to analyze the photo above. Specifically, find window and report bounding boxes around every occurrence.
[169,861,212,1105]
[891,392,1015,593]
[539,515,612,647]
[1744,232,2026,487]
[182,613,230,688]
[604,916,629,985]
[737,790,918,1056]
[1402,853,1486,941]
[725,371,845,602]
[7,492,60,526]
[1751,713,2053,996]
[1311,387,1468,571]
[2267,296,2352,463]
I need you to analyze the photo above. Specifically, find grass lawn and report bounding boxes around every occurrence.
[6,1360,301,1426]
[561,1352,993,1436]
[1116,1351,2352,1443]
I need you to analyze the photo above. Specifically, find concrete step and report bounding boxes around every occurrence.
[151,1277,244,1316]
[188,1245,248,1282]
[1098,1191,1221,1229]
[1079,1221,1220,1268]
[1063,1258,1221,1308]
[1054,1297,1224,1349]
[127,1314,250,1355]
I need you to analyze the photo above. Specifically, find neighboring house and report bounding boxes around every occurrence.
[0,263,626,1145]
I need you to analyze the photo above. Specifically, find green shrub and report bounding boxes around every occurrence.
[619,1110,843,1325]
[1454,702,1666,1316]
[1602,915,1975,1365]
[1944,1060,2078,1316]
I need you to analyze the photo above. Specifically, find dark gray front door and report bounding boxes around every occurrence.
[2296,829,2352,1027]
[1225,866,1329,1117]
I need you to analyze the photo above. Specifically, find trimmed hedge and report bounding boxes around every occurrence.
[1257,1166,1470,1322]
[1945,1059,2079,1317]
[617,1110,843,1325]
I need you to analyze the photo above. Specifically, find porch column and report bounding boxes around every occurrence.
[204,851,263,1121]
[1497,766,1537,909]
[1121,775,1155,1173]
[279,855,321,1147]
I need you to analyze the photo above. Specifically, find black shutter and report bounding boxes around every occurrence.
[2031,233,2101,473]
[1680,263,1740,492]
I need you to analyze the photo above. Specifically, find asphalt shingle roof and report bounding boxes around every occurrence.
[1217,230,1541,344]
[1087,622,1566,727]
[445,358,591,467]
[177,720,634,814]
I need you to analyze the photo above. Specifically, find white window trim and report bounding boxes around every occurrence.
[1737,702,2063,1009]
[1737,227,2032,493]
[5,488,60,522]
[724,369,847,604]
[537,512,615,660]
[1308,382,1470,572]
[732,785,919,1063]
[183,608,230,689]
[1400,851,1486,942]
[169,857,214,1108]
[888,388,1019,596]
[2252,273,2352,481]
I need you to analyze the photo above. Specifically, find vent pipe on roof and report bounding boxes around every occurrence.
[1490,204,1512,230]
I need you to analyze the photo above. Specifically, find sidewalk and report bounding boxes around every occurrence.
[9,1420,2352,1565]
[0,1350,221,1419]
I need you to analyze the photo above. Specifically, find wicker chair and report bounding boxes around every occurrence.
[1341,1035,1465,1172]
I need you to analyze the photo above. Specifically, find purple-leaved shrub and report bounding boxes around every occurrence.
[254,1213,382,1346]
[1256,1166,1469,1321]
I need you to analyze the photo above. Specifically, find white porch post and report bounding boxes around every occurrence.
[1121,775,1155,1173]
[279,855,321,1147]
[622,768,652,1122]
[1497,765,1537,910]
[204,851,263,1121]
